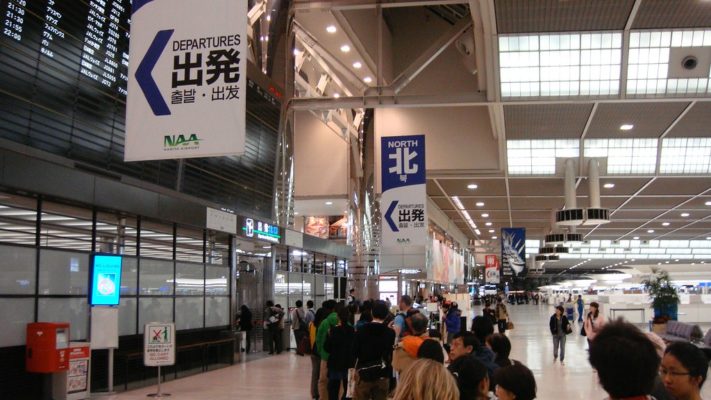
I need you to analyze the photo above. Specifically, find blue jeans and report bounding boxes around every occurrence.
[553,334,566,361]
[328,369,348,400]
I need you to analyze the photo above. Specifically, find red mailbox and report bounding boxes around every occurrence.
[26,322,70,373]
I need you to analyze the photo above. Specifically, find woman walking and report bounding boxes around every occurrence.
[576,295,584,323]
[549,306,571,364]
[582,301,606,344]
[495,297,509,334]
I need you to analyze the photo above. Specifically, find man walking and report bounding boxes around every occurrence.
[353,300,396,400]
[291,300,308,356]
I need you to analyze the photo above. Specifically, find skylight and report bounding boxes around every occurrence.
[584,138,658,174]
[507,139,579,175]
[499,32,622,98]
[660,138,711,174]
[627,30,711,96]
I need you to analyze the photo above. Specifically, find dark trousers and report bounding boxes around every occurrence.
[243,329,252,353]
[310,354,321,399]
[497,319,507,334]
[294,329,306,354]
[267,325,283,354]
[328,369,348,400]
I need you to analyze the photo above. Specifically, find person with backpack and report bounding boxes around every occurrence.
[482,301,497,325]
[353,300,395,400]
[292,300,309,356]
[392,295,419,341]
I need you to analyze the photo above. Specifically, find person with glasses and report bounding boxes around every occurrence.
[660,342,709,400]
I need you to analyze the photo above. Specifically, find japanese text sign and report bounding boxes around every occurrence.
[144,323,175,367]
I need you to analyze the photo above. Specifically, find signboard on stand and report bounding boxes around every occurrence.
[125,0,248,161]
[144,323,176,367]
[501,228,526,277]
[485,255,500,284]
[380,135,427,272]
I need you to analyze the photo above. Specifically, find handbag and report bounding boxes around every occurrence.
[506,321,514,330]
[580,325,587,337]
[565,324,573,335]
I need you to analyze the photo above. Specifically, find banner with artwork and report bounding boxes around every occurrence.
[429,239,464,284]
[501,228,526,277]
[485,255,500,284]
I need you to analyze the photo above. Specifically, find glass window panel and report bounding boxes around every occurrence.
[119,297,137,336]
[176,226,204,263]
[288,272,303,308]
[140,220,174,260]
[139,259,174,295]
[0,298,34,347]
[274,272,288,308]
[121,257,138,296]
[175,262,204,295]
[205,296,230,327]
[206,264,229,295]
[0,244,36,294]
[176,297,204,330]
[38,298,88,340]
[39,250,89,295]
[139,297,173,328]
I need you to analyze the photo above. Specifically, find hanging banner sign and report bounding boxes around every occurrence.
[125,0,247,161]
[485,254,500,284]
[501,228,526,277]
[380,135,427,248]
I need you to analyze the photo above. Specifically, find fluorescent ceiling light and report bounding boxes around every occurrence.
[633,236,640,240]
[492,236,498,240]
[647,229,655,233]
[325,201,333,205]
[706,201,711,206]
[481,213,489,218]
[326,25,337,33]
[475,229,481,235]
[476,202,485,207]
[603,183,615,189]
[485,222,492,226]
[452,196,465,210]
[489,229,495,233]
[662,222,670,226]
[681,213,690,217]
[619,124,634,131]
[340,44,351,53]
[467,184,478,190]
[352,61,362,69]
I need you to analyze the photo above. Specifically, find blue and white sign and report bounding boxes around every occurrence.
[380,135,427,248]
[501,228,526,277]
[90,254,123,306]
[125,0,247,161]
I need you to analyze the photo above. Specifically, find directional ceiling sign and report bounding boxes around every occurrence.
[125,0,247,161]
[380,135,427,250]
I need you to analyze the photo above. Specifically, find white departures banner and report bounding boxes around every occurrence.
[380,135,427,249]
[125,0,247,161]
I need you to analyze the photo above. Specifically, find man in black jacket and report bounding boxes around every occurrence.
[353,300,396,400]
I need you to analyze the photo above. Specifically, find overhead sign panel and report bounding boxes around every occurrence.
[380,135,427,250]
[501,228,526,277]
[125,0,247,161]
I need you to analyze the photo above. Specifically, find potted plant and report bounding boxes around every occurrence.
[643,269,680,332]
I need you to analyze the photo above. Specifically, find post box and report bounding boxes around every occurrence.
[26,322,70,373]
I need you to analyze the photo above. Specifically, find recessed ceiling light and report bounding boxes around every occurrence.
[675,259,679,262]
[619,124,634,131]
[647,229,655,233]
[481,213,489,218]
[476,202,485,207]
[294,211,299,215]
[706,201,711,206]
[363,76,372,83]
[633,236,640,240]
[293,48,301,56]
[603,183,615,189]
[340,44,351,53]
[662,222,670,226]
[488,229,495,233]
[485,222,492,226]
[492,236,498,240]
[326,25,337,33]
[325,201,333,205]
[352,61,362,69]
[333,93,340,99]
[665,261,670,264]
[467,184,478,190]
[681,213,690,217]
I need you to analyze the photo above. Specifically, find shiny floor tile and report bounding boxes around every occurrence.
[107,304,711,399]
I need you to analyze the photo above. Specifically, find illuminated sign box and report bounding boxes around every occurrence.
[89,254,123,306]
[238,216,282,244]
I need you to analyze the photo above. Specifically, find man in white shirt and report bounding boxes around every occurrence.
[291,300,307,355]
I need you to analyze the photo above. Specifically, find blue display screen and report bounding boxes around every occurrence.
[90,254,123,306]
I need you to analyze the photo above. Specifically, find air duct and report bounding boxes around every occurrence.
[556,159,584,226]
[584,159,610,225]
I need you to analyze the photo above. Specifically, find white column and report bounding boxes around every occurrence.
[588,159,601,209]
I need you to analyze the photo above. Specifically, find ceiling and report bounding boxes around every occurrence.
[286,0,711,275]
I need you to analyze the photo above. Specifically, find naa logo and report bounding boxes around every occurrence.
[163,133,202,151]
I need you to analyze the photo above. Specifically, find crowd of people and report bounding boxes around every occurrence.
[235,293,709,400]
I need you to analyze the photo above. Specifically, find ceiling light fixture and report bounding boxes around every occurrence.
[294,211,299,215]
[476,202,485,207]
[452,196,465,210]
[633,236,640,240]
[681,213,690,217]
[340,44,351,53]
[333,93,340,99]
[706,201,711,206]
[485,222,492,226]
[325,201,333,205]
[467,184,478,190]
[492,236,498,240]
[662,222,670,226]
[352,61,362,69]
[488,229,495,233]
[619,124,634,131]
[603,183,615,189]
[363,76,372,83]
[326,25,337,33]
[647,229,655,233]
[481,213,489,218]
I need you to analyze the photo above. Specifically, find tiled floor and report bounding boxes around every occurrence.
[107,304,711,399]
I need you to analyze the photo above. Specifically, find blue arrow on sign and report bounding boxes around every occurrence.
[385,200,399,232]
[136,29,174,116]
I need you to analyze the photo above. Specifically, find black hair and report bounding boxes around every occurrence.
[358,309,373,323]
[665,341,709,387]
[453,331,479,353]
[372,300,389,320]
[323,300,337,312]
[410,312,428,335]
[296,300,303,307]
[418,339,445,364]
[471,315,494,344]
[400,295,413,307]
[588,320,660,398]
[493,364,537,400]
[335,303,350,325]
[487,333,512,367]
[307,300,314,308]
[555,305,564,313]
[589,302,600,318]
[314,308,328,328]
[448,355,488,400]
[266,300,274,307]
